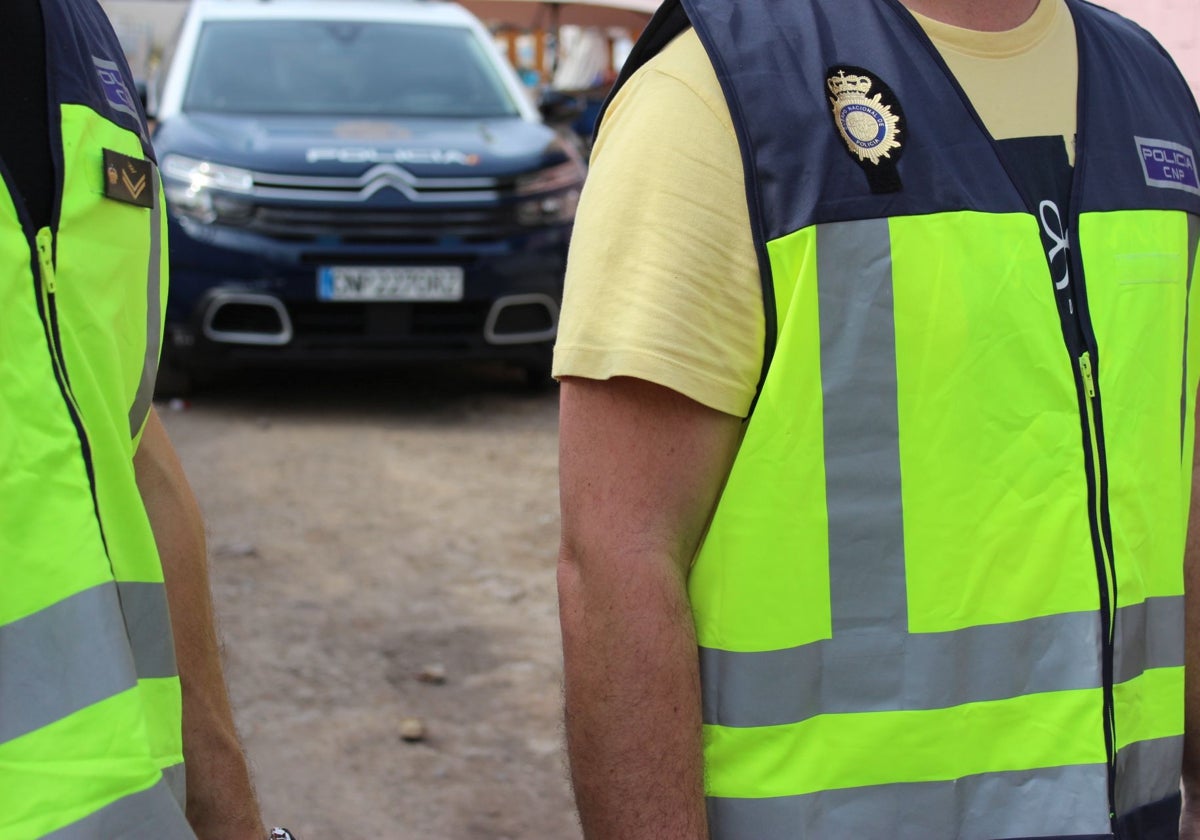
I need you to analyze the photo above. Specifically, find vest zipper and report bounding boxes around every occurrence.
[1075,343,1119,828]
[34,227,107,553]
[36,228,71,391]
[1078,349,1120,816]
[1064,136,1119,826]
[1078,352,1117,642]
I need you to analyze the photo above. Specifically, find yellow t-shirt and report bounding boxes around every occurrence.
[553,0,1078,417]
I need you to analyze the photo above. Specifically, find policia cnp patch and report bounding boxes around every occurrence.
[102,148,153,208]
[827,65,906,194]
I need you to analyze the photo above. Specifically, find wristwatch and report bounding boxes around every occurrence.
[269,829,296,840]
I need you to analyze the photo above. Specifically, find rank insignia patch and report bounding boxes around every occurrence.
[827,65,906,194]
[102,149,154,208]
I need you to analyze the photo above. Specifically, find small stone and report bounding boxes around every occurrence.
[215,542,258,558]
[399,717,427,742]
[416,663,447,685]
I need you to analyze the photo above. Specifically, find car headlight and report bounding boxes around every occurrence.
[515,149,586,226]
[161,154,254,224]
[515,158,586,196]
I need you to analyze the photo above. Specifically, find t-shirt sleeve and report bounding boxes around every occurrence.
[551,30,764,418]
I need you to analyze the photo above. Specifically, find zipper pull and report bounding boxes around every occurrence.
[35,227,56,293]
[1079,352,1096,398]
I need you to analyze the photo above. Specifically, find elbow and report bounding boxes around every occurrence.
[556,540,587,619]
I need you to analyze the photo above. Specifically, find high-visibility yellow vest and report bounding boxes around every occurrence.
[610,0,1200,835]
[0,1,189,837]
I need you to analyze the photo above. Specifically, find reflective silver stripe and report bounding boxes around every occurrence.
[701,609,1103,727]
[1113,596,1185,684]
[0,581,177,745]
[1183,213,1199,455]
[1188,213,1199,294]
[700,592,1181,728]
[1115,735,1184,818]
[116,580,178,680]
[45,776,194,840]
[817,219,907,645]
[0,583,137,744]
[706,763,1111,840]
[162,761,188,812]
[129,164,162,438]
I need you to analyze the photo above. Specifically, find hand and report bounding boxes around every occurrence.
[1182,792,1200,840]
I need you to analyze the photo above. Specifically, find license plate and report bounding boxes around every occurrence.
[317,266,464,301]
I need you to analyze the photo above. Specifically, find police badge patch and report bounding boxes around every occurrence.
[1134,136,1200,197]
[92,56,147,143]
[827,65,906,194]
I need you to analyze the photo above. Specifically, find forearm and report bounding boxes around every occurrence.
[1187,546,1200,795]
[555,377,742,840]
[1184,559,1200,830]
[1182,403,1200,835]
[166,532,264,840]
[558,547,708,840]
[135,409,265,840]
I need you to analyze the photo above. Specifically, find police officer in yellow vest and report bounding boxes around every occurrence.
[556,0,1200,837]
[0,1,270,837]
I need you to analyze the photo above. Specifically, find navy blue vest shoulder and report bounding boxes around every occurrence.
[42,0,153,158]
[610,0,1200,239]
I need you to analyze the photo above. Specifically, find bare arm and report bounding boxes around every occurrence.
[134,408,266,840]
[1184,398,1200,837]
[557,376,743,840]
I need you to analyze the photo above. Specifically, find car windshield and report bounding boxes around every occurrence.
[183,19,521,118]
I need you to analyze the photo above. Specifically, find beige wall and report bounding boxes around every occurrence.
[1100,0,1199,94]
[97,0,188,77]
[96,0,1198,94]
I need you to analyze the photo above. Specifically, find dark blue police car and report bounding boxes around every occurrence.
[151,0,586,391]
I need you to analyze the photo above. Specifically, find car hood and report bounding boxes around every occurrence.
[152,112,569,179]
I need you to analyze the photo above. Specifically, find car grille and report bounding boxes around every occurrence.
[243,204,520,244]
[217,163,521,244]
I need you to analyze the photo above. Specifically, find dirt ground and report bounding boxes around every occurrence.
[156,364,580,840]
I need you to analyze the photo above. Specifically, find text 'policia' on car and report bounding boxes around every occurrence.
[149,0,587,393]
